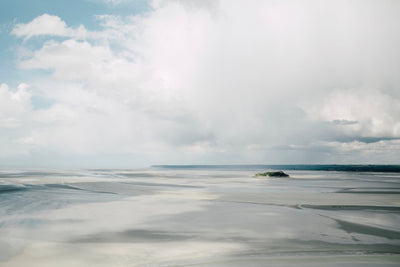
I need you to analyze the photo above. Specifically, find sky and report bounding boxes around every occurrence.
[0,0,400,167]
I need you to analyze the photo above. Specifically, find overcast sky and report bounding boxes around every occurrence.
[1,0,400,167]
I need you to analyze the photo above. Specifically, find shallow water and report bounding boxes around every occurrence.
[0,168,399,266]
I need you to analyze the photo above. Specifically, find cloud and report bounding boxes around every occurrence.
[331,120,358,126]
[0,83,33,158]
[319,139,400,164]
[0,83,31,128]
[19,39,115,81]
[11,14,87,40]
[301,88,400,138]
[4,0,400,165]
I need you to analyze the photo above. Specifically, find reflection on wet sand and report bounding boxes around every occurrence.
[0,169,399,266]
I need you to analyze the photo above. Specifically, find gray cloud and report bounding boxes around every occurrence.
[2,0,400,166]
[332,120,358,126]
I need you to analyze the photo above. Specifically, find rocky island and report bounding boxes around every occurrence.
[255,171,289,177]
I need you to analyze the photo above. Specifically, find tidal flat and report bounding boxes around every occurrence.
[0,167,399,266]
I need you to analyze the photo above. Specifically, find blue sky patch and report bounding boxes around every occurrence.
[31,95,54,110]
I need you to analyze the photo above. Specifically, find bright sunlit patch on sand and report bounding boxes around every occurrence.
[0,168,399,266]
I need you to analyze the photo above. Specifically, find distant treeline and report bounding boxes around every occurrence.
[152,165,400,172]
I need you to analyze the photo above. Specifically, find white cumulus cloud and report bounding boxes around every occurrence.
[0,83,33,158]
[11,14,87,40]
[0,83,31,128]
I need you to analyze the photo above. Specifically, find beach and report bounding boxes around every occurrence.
[1,167,399,266]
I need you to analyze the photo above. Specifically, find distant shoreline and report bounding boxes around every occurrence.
[152,164,400,172]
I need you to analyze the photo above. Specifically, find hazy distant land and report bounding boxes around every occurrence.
[153,164,400,172]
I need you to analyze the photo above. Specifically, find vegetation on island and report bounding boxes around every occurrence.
[255,171,289,177]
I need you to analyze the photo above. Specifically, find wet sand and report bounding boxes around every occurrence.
[0,168,399,266]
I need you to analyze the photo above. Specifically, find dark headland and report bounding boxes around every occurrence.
[255,171,289,177]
